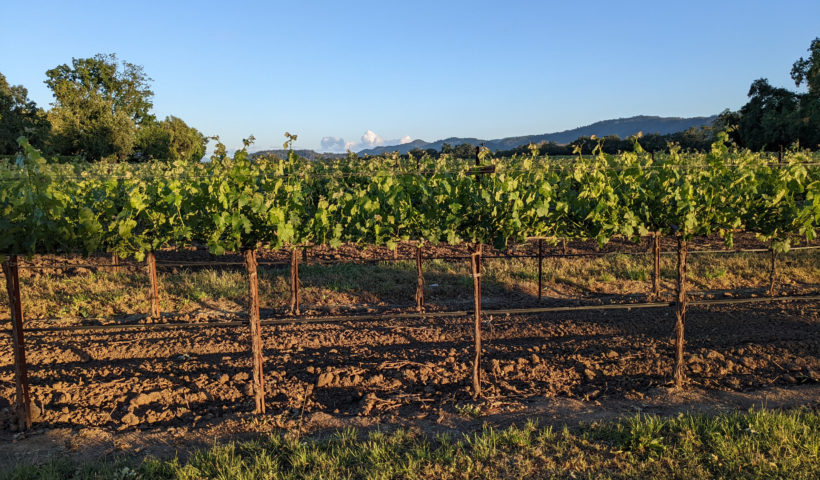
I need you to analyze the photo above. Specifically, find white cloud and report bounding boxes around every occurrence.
[360,130,384,147]
[319,130,415,153]
[321,136,346,152]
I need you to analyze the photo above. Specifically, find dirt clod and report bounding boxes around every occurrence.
[317,373,334,388]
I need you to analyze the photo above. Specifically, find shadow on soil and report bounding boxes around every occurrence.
[2,300,818,431]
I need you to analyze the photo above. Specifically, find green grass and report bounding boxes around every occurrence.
[703,266,728,281]
[4,408,819,479]
[454,403,483,419]
[4,249,820,322]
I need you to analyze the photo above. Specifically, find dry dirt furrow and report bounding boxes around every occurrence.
[2,300,819,433]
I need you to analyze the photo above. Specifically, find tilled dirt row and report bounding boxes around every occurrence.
[2,300,819,432]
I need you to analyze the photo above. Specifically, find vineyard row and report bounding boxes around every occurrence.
[3,136,820,429]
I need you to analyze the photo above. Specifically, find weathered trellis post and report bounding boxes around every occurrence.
[673,236,688,388]
[112,253,120,266]
[537,239,544,301]
[146,251,160,319]
[468,152,494,399]
[290,247,300,315]
[768,244,777,297]
[244,248,266,413]
[415,244,425,312]
[470,243,483,399]
[2,255,33,430]
[470,151,495,400]
[651,232,662,299]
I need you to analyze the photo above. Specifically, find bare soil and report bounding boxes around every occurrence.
[1,299,819,465]
[2,234,819,468]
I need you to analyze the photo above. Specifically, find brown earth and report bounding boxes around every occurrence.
[1,300,819,450]
[2,233,820,468]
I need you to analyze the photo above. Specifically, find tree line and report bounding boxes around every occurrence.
[3,38,819,163]
[720,37,820,152]
[0,53,206,162]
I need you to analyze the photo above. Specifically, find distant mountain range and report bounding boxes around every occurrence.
[359,115,718,155]
[252,115,717,159]
[249,149,347,161]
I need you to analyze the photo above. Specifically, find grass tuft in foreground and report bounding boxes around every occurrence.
[3,407,819,479]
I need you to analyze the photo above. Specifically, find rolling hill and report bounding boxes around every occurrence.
[358,115,717,155]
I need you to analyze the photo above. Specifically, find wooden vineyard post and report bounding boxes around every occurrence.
[537,239,544,301]
[673,237,688,388]
[112,253,119,266]
[244,249,266,414]
[415,245,425,312]
[467,152,493,399]
[470,243,483,399]
[651,232,662,300]
[146,251,160,319]
[768,247,777,297]
[290,247,300,315]
[2,256,32,430]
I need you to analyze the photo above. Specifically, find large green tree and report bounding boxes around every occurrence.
[791,37,820,95]
[729,38,820,151]
[791,37,820,149]
[0,72,50,155]
[47,91,136,159]
[134,116,207,162]
[737,79,800,151]
[45,53,153,159]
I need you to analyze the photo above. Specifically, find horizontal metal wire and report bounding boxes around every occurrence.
[12,294,820,333]
[15,244,820,270]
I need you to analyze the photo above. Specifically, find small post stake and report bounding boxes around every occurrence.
[537,239,544,301]
[470,243,483,399]
[651,232,662,300]
[768,246,777,297]
[2,255,32,430]
[415,245,425,312]
[673,237,688,388]
[290,247,300,315]
[244,249,266,414]
[146,251,160,319]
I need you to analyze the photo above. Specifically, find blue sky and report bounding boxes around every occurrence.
[1,0,818,152]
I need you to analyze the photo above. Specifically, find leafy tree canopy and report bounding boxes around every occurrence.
[724,38,820,151]
[791,37,820,96]
[45,53,154,124]
[47,88,136,160]
[135,116,207,162]
[737,79,800,151]
[0,72,51,155]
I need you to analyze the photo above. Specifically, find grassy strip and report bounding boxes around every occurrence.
[5,250,820,321]
[4,408,819,479]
